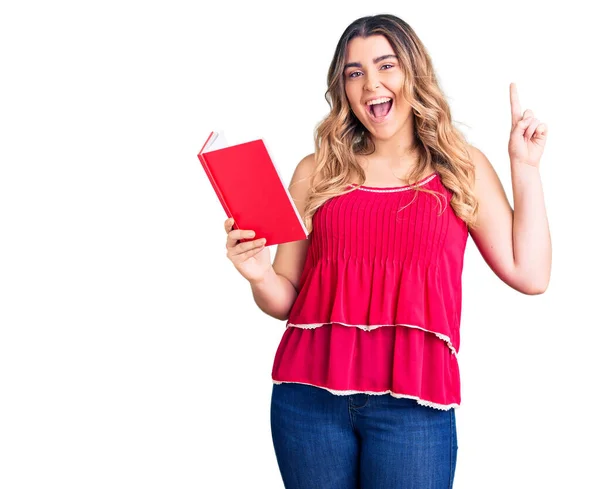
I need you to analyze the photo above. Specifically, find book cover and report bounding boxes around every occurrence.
[197,131,309,246]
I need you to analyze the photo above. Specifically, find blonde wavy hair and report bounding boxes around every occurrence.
[302,14,478,234]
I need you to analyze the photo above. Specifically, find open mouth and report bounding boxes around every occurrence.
[367,99,393,122]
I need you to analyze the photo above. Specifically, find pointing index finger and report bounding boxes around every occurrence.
[510,82,522,126]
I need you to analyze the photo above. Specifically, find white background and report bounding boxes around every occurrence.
[1,0,598,488]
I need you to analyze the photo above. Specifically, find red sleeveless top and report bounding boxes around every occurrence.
[271,172,468,410]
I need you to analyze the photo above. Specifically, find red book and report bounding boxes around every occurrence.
[197,130,309,246]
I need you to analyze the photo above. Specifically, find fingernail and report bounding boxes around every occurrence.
[249,231,255,237]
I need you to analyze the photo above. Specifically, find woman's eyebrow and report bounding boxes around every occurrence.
[343,54,398,70]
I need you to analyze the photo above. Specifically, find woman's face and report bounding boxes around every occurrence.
[343,35,413,141]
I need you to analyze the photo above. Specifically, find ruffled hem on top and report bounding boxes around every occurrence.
[289,257,460,353]
[271,323,461,410]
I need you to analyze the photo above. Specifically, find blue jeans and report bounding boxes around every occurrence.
[270,383,457,489]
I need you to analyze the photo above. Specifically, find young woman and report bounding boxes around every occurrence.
[223,14,551,489]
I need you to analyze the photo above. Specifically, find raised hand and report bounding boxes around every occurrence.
[508,82,548,168]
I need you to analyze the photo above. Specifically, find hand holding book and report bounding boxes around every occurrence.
[223,216,273,284]
[197,131,309,247]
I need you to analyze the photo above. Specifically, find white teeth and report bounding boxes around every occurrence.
[366,97,392,106]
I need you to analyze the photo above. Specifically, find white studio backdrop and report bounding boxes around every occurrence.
[1,1,598,488]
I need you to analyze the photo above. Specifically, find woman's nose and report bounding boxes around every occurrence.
[363,73,380,91]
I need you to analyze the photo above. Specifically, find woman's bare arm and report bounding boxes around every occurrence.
[468,145,551,294]
[249,153,316,320]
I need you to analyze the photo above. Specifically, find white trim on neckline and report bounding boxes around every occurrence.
[350,173,437,192]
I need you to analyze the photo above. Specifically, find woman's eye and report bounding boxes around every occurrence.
[348,64,394,79]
